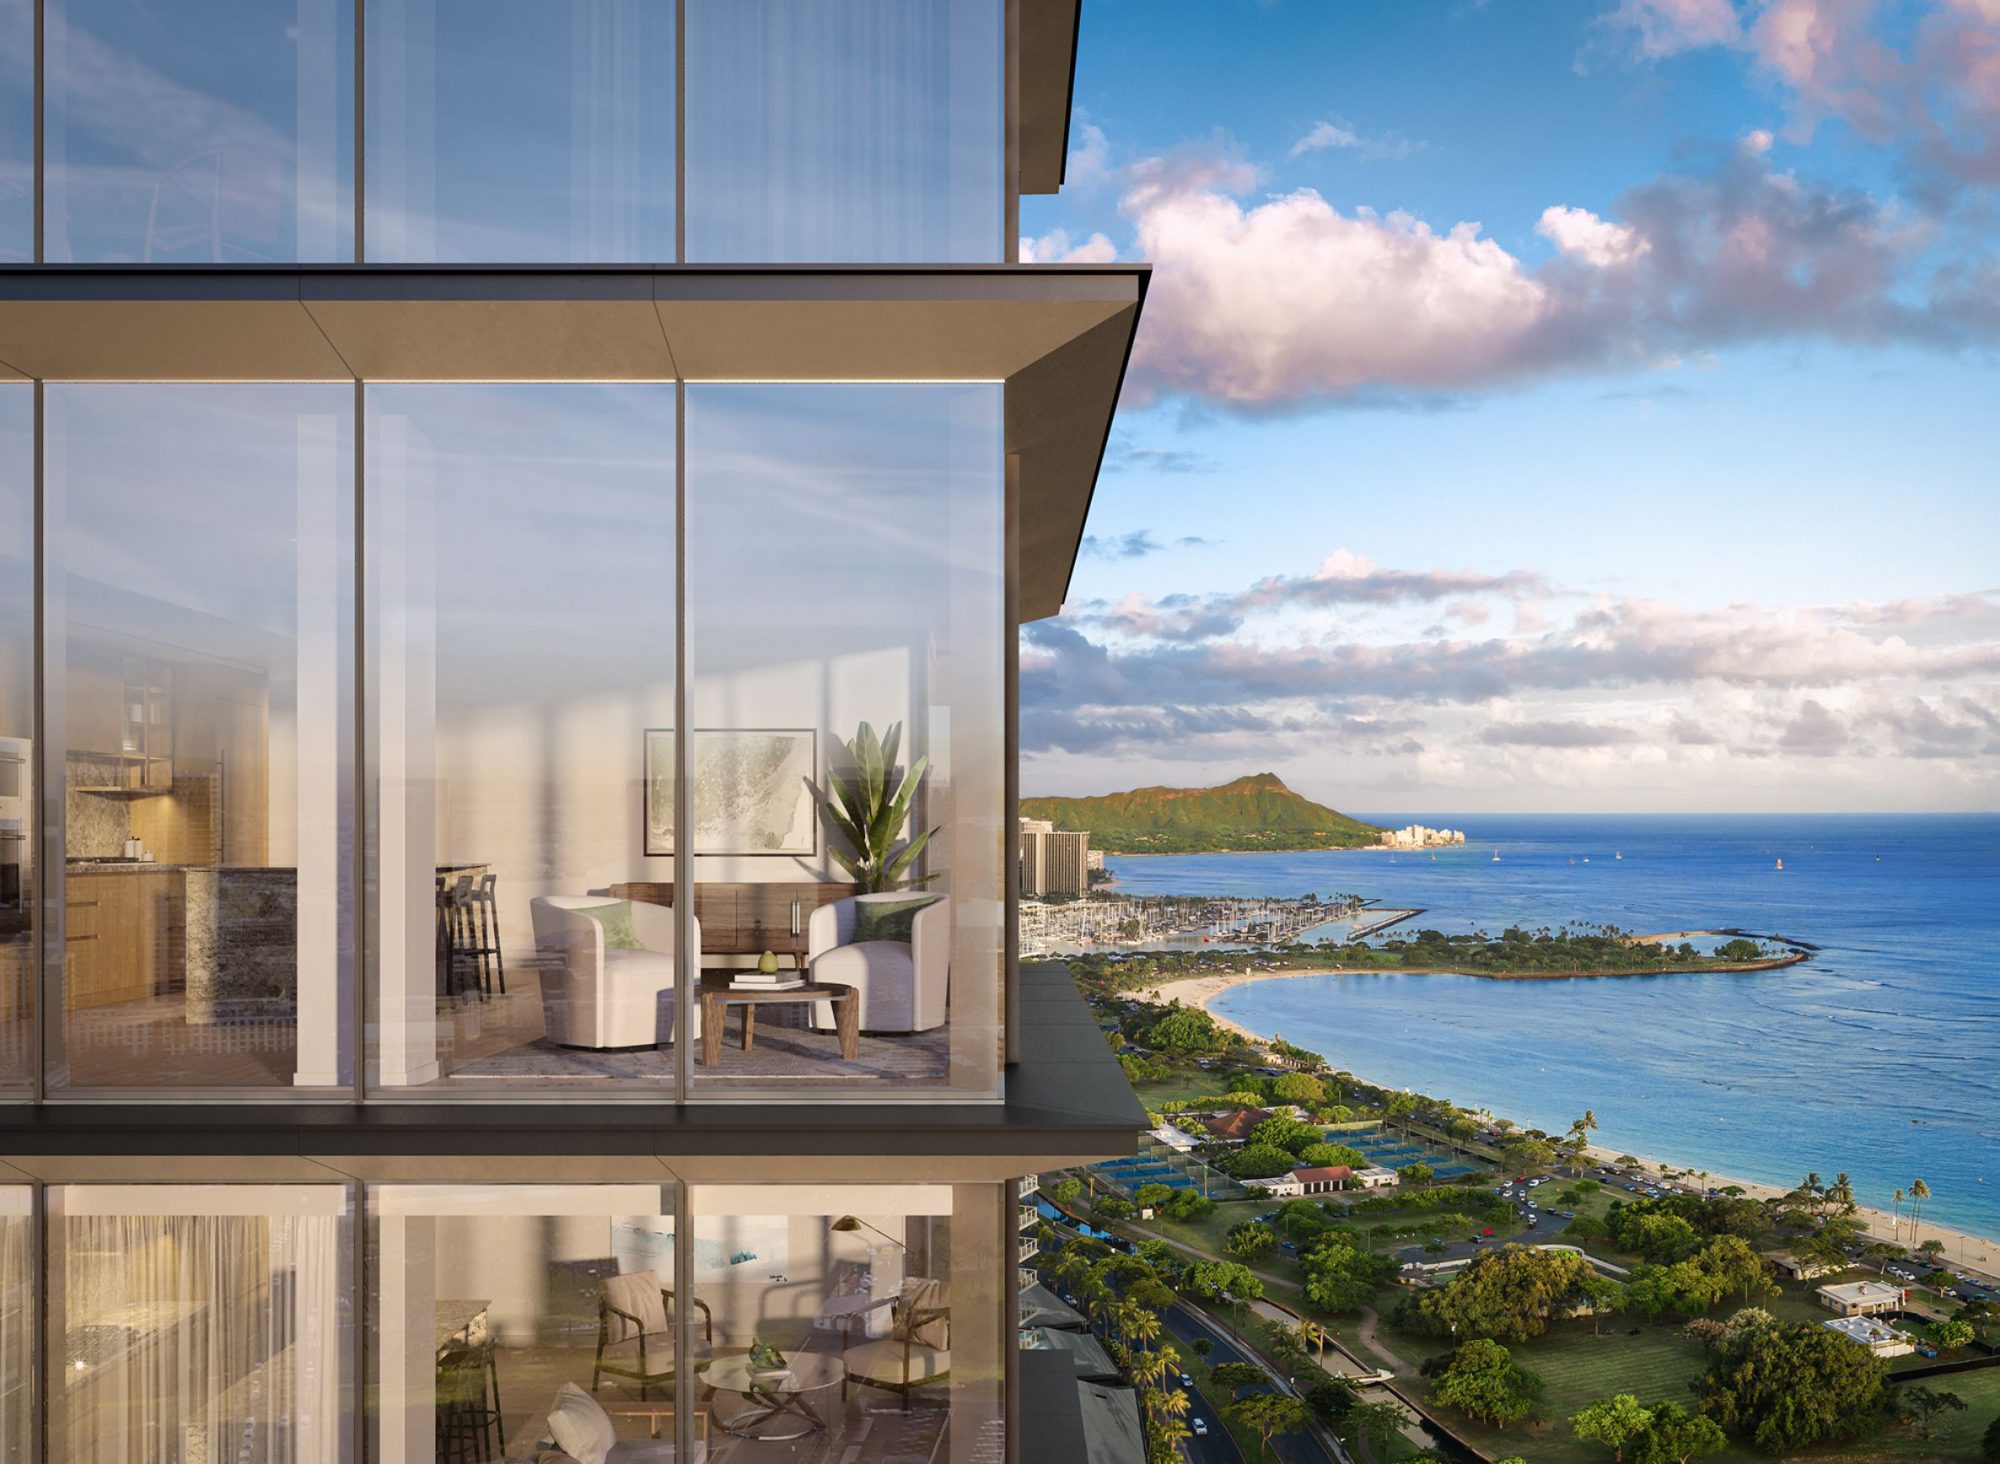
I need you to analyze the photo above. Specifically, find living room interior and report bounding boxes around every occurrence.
[29,380,1005,1100]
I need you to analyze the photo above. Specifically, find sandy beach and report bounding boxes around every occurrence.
[1129,965,2000,1276]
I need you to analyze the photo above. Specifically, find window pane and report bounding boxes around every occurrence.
[365,0,675,262]
[687,385,1005,1097]
[0,387,28,1092]
[365,386,679,1093]
[44,0,353,262]
[0,0,28,261]
[686,0,1003,263]
[367,1183,677,1456]
[1,1188,26,1461]
[50,1185,352,1462]
[47,385,354,1092]
[688,1182,1004,1457]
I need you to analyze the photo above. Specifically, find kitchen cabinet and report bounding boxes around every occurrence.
[64,868,183,1009]
[66,645,174,791]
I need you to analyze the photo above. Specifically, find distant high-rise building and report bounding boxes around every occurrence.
[1019,817,1089,898]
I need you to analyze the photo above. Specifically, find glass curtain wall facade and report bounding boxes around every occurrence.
[0,388,28,1092]
[16,0,1004,264]
[364,386,680,1092]
[46,1184,354,1463]
[0,1178,1001,1458]
[686,386,1005,1097]
[364,0,676,263]
[684,0,1004,262]
[44,0,354,263]
[5,380,1001,1100]
[43,386,355,1093]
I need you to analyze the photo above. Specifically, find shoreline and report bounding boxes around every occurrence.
[1128,966,2000,1268]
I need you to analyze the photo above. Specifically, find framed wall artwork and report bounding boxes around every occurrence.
[643,728,818,856]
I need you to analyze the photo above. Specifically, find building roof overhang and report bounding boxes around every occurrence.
[0,262,1143,620]
[1021,0,1083,194]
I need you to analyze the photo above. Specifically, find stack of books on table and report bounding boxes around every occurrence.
[729,968,807,992]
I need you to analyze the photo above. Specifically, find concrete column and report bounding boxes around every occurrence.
[372,412,441,1086]
[294,412,346,1086]
[373,1213,441,1464]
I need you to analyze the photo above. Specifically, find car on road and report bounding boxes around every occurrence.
[1179,1372,1193,1387]
[1191,1418,1209,1437]
[1481,1227,1494,1235]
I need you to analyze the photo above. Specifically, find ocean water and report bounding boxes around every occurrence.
[1105,814,2000,1244]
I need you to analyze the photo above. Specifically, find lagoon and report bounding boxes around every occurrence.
[1107,813,2000,1242]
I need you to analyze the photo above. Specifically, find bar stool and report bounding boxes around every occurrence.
[446,875,483,1003]
[436,1339,497,1462]
[470,872,506,996]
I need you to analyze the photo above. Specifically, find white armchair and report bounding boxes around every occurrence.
[529,896,701,1050]
[806,893,949,1034]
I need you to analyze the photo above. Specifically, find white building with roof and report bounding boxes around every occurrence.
[1817,1279,1904,1316]
[1822,1315,1914,1357]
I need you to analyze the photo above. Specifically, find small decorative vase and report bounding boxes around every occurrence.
[758,950,780,975]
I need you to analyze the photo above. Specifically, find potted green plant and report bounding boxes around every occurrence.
[816,720,939,892]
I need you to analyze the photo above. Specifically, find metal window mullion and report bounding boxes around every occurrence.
[352,378,365,1105]
[674,380,690,1104]
[30,380,43,1103]
[676,0,684,262]
[674,1178,693,1464]
[32,0,42,262]
[354,0,365,261]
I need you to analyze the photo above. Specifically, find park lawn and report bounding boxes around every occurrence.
[1858,1363,2000,1460]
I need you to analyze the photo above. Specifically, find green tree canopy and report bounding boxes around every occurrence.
[1220,1143,1298,1180]
[1631,1402,1728,1464]
[1406,1244,1598,1342]
[1296,1142,1367,1170]
[1694,1320,1888,1454]
[1225,1392,1311,1461]
[1270,1071,1326,1105]
[1146,1005,1228,1054]
[1226,1221,1278,1261]
[1249,1114,1326,1156]
[1572,1393,1653,1461]
[1430,1338,1543,1430]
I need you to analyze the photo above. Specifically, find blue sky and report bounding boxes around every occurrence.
[1020,0,2000,814]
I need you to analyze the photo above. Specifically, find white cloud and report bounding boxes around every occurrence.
[1110,140,1936,406]
[1537,204,1653,266]
[1019,227,1119,264]
[1600,0,1744,58]
[1288,118,1422,161]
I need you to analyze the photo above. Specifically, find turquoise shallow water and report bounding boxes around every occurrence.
[1105,813,2000,1243]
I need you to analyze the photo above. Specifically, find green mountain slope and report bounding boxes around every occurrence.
[1021,773,1387,854]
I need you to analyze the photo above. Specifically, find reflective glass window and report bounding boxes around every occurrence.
[0,387,28,1091]
[0,1187,26,1460]
[686,385,1005,1098]
[367,1183,678,1456]
[365,0,675,262]
[46,385,354,1092]
[49,1184,352,1461]
[44,0,353,262]
[365,385,679,1093]
[0,0,27,261]
[689,1182,1005,1455]
[686,0,1004,262]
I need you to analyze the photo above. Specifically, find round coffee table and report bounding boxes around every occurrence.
[704,1351,845,1440]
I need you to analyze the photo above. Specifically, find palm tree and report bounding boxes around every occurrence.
[1911,1179,1931,1237]
[1830,1173,1856,1215]
[1892,1187,1908,1243]
[1126,1307,1163,1355]
[1297,1316,1329,1363]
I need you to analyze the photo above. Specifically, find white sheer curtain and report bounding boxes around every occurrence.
[1,1211,29,1464]
[60,1212,341,1464]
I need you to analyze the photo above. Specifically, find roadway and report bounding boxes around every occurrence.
[1163,1302,1338,1464]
